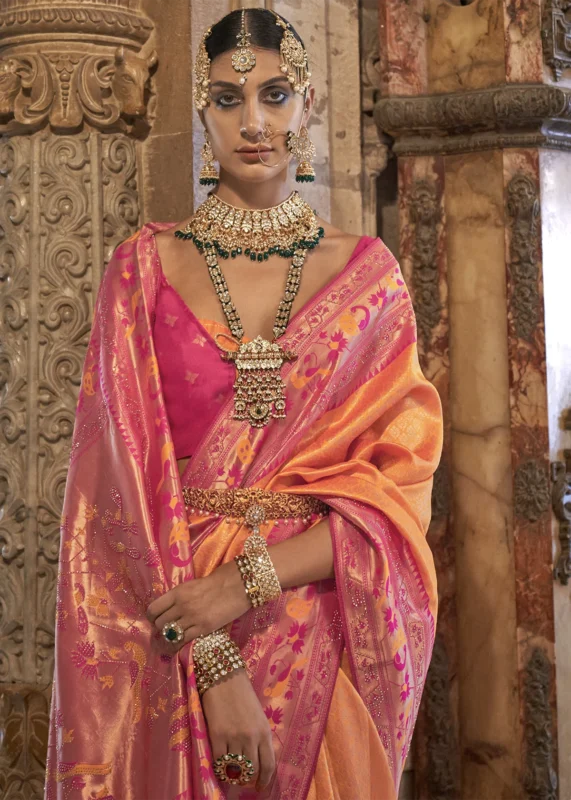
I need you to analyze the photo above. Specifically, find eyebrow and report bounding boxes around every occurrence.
[210,76,291,91]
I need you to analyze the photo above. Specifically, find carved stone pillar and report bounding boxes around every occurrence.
[0,2,156,796]
[375,2,570,798]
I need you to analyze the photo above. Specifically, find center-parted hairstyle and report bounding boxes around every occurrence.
[194,9,311,112]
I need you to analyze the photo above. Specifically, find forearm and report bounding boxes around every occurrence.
[266,516,334,588]
[215,517,334,620]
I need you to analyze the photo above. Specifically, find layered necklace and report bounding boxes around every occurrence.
[175,191,324,428]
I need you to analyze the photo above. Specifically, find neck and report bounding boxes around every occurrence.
[213,170,294,210]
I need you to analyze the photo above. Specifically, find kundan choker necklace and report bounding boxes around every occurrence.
[174,191,325,428]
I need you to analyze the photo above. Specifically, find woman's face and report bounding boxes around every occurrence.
[202,47,313,184]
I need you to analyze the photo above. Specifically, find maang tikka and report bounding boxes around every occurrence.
[232,9,256,85]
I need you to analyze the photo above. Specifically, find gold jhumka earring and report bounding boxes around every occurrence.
[287,126,316,183]
[232,9,256,86]
[199,131,219,186]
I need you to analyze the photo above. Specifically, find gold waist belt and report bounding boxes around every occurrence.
[182,486,329,529]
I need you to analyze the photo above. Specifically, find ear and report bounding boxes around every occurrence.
[302,86,315,126]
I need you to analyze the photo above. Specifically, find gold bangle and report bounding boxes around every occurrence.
[235,532,282,608]
[193,629,247,696]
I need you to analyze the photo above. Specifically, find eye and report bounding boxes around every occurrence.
[265,89,288,104]
[215,93,240,108]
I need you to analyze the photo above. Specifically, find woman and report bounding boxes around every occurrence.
[46,9,443,800]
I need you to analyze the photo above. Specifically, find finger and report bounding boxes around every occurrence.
[231,738,258,786]
[146,590,176,623]
[210,735,229,763]
[172,622,199,652]
[211,738,233,784]
[257,737,276,791]
[154,605,183,633]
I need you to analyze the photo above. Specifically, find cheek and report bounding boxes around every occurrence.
[207,117,237,154]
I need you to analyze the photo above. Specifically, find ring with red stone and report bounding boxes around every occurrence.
[213,753,256,785]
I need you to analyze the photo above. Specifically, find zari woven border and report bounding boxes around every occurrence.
[182,486,329,522]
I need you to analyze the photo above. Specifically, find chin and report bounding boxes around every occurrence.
[227,164,288,184]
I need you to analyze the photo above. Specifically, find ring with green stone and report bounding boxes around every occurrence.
[162,620,185,644]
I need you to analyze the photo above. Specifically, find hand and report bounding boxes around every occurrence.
[202,668,276,793]
[146,561,251,648]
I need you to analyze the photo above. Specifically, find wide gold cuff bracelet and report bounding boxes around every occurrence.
[193,629,247,696]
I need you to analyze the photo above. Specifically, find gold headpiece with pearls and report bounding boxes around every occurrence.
[194,26,212,111]
[272,12,311,96]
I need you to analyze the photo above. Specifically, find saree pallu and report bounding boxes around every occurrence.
[45,222,443,800]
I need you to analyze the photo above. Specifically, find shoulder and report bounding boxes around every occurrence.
[315,218,382,265]
[317,218,360,249]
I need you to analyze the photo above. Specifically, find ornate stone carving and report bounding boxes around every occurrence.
[0,133,140,685]
[552,450,571,585]
[375,84,571,156]
[360,8,389,237]
[0,1,153,41]
[514,460,551,523]
[422,634,459,800]
[542,0,571,81]
[0,1,157,134]
[409,180,442,350]
[506,174,541,343]
[0,135,30,684]
[523,648,557,800]
[0,684,51,800]
[0,2,145,691]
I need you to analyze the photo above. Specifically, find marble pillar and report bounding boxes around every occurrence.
[375,2,568,798]
[0,2,156,796]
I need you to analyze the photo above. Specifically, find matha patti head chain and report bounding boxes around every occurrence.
[193,9,316,184]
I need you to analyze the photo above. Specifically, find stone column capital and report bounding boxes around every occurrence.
[375,83,571,156]
[0,0,157,135]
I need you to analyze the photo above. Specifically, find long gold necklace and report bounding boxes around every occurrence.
[175,192,324,428]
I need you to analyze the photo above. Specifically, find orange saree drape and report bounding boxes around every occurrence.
[46,223,443,800]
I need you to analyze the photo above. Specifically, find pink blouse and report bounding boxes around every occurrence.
[153,236,375,460]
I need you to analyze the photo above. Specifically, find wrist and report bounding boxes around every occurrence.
[217,559,252,617]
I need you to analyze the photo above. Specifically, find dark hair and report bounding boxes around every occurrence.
[206,9,307,65]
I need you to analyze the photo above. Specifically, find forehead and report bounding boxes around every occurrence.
[209,47,283,84]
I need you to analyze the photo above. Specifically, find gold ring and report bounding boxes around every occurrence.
[213,753,256,785]
[162,620,184,644]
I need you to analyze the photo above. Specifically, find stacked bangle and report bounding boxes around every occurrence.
[235,532,282,608]
[193,629,247,696]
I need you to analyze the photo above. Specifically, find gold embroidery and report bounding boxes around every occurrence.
[182,487,328,522]
[54,762,112,781]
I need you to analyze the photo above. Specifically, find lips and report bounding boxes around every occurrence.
[236,147,273,153]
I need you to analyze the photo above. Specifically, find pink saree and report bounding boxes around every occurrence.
[46,222,443,800]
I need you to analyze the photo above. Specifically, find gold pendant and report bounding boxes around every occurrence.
[220,336,298,428]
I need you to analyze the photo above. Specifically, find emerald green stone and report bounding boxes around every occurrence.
[165,627,178,642]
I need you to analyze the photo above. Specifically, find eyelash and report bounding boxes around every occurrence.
[215,89,288,109]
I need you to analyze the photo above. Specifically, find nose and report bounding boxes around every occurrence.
[240,97,264,140]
